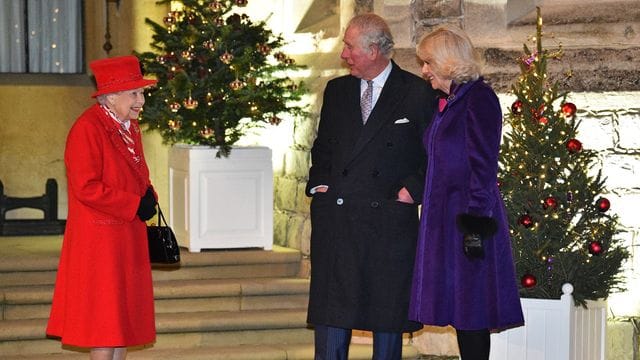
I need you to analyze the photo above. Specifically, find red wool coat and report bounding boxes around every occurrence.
[46,104,156,347]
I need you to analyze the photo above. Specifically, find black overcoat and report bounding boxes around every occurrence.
[306,61,436,332]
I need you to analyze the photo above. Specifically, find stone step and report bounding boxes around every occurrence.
[0,308,311,356]
[0,238,432,359]
[1,277,310,320]
[0,246,303,287]
[34,246,301,270]
[0,343,422,359]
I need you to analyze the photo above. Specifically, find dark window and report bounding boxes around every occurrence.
[0,0,83,73]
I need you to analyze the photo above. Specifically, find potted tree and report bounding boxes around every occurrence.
[137,0,307,251]
[493,7,629,360]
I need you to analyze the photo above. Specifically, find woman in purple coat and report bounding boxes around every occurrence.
[408,26,524,359]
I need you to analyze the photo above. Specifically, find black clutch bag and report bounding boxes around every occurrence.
[147,204,180,264]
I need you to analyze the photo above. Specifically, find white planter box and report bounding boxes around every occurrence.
[168,145,273,252]
[490,284,606,360]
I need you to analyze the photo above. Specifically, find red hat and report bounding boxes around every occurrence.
[90,55,157,97]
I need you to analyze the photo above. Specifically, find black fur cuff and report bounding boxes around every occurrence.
[456,214,498,237]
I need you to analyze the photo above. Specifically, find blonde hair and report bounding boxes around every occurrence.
[416,26,482,83]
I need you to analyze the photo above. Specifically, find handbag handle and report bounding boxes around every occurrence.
[156,203,169,227]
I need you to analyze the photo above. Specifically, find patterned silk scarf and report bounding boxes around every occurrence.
[100,105,141,164]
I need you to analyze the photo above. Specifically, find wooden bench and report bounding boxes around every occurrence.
[0,178,66,236]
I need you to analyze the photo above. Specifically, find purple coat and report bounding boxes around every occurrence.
[408,79,524,331]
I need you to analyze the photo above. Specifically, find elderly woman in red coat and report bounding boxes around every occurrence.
[47,55,158,360]
[408,27,524,360]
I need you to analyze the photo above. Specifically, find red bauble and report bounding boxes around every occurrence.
[566,138,582,153]
[521,274,537,288]
[543,196,558,210]
[538,116,549,125]
[518,214,534,228]
[588,241,603,255]
[561,102,577,118]
[511,100,523,115]
[596,197,611,212]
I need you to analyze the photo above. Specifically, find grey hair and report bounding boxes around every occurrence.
[347,13,394,58]
[96,94,109,105]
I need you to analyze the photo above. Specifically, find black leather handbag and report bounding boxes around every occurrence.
[147,204,180,264]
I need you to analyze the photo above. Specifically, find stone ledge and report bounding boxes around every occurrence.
[483,46,640,92]
[511,1,640,26]
[394,46,640,92]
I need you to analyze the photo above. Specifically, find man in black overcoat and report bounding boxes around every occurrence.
[305,13,436,360]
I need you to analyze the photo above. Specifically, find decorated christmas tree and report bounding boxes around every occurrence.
[137,0,307,157]
[498,8,629,306]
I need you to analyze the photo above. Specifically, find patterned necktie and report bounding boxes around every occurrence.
[361,80,374,124]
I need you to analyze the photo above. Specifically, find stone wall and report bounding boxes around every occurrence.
[562,92,640,317]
